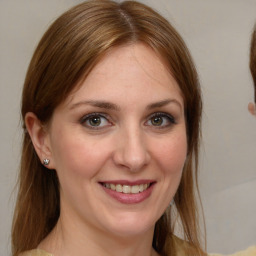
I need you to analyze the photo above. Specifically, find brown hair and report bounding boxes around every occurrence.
[250,23,256,102]
[12,1,204,256]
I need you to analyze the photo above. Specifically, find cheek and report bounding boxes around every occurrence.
[154,133,187,176]
[50,131,110,180]
[151,132,187,211]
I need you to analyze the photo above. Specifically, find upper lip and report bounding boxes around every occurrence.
[99,180,155,186]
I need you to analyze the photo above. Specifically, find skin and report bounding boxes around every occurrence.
[248,102,256,116]
[26,43,187,256]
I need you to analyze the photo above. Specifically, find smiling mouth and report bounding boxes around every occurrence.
[101,183,152,194]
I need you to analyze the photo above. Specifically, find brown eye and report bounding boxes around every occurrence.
[89,116,101,126]
[145,112,176,128]
[151,116,163,126]
[80,113,111,129]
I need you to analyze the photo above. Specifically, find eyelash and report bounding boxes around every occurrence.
[79,112,176,130]
[145,112,176,129]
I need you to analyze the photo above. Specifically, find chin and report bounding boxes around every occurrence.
[101,212,157,238]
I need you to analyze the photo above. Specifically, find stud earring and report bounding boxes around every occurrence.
[43,159,50,166]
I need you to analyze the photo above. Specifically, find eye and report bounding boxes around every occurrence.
[145,112,176,128]
[80,113,111,129]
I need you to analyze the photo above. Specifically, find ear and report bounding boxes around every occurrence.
[248,102,256,116]
[25,112,54,169]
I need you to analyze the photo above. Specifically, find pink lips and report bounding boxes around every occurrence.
[99,180,155,204]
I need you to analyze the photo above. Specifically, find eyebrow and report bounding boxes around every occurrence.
[146,99,182,110]
[70,100,120,111]
[70,99,182,111]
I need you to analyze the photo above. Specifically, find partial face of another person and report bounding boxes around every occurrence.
[249,27,256,116]
[248,102,256,116]
[44,43,187,237]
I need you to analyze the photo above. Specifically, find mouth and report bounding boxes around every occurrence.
[99,180,155,204]
[101,183,151,194]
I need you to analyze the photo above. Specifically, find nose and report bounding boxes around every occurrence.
[113,126,151,172]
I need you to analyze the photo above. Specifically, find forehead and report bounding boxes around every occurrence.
[66,43,183,106]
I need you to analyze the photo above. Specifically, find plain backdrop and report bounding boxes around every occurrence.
[1,1,256,255]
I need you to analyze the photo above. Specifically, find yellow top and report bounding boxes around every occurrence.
[209,247,256,256]
[19,250,52,256]
[19,246,256,256]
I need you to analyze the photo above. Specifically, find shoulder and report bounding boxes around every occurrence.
[19,249,53,256]
[172,235,207,256]
[209,246,256,256]
[172,235,190,255]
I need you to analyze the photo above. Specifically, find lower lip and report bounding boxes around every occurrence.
[101,184,155,204]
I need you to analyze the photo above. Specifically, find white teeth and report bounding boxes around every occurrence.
[123,185,131,194]
[115,184,122,193]
[131,185,139,194]
[103,183,150,194]
[139,184,144,192]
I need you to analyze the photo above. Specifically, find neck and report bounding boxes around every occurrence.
[38,212,158,256]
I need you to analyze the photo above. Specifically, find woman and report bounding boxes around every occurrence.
[12,1,204,255]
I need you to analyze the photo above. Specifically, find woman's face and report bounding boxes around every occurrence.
[46,43,187,237]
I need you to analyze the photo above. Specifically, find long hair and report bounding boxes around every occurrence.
[12,1,204,256]
[250,24,256,102]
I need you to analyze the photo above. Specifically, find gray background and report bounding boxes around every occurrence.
[1,0,256,255]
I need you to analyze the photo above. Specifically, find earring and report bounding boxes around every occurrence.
[170,199,175,206]
[43,159,50,166]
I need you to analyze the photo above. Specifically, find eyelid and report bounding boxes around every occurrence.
[148,112,176,122]
[80,112,106,122]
